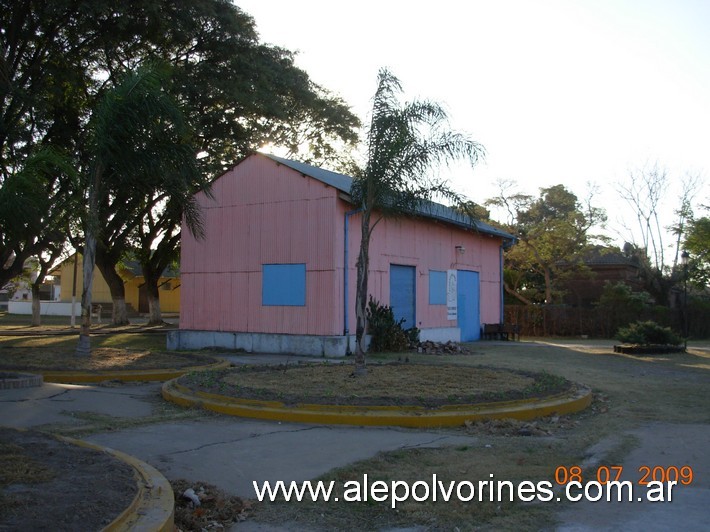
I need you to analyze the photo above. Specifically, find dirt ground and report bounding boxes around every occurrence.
[0,428,136,531]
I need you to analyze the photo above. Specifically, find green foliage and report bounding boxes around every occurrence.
[487,184,607,305]
[616,321,682,346]
[353,69,483,364]
[352,69,483,216]
[366,297,419,352]
[2,0,359,307]
[684,216,710,287]
[596,281,652,337]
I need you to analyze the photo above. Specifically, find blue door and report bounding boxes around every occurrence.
[457,270,480,341]
[390,265,416,329]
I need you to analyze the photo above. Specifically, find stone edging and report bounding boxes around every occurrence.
[0,372,43,389]
[613,344,685,355]
[62,437,174,532]
[162,379,592,428]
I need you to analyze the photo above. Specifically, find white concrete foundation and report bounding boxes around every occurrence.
[418,327,461,343]
[167,330,370,357]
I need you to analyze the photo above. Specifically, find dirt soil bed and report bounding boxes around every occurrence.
[178,363,571,407]
[0,347,219,372]
[0,428,136,531]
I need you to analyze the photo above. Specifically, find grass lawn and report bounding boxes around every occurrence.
[0,311,213,371]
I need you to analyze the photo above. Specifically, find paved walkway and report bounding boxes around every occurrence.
[0,378,476,500]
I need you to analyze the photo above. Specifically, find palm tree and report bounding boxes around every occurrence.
[76,64,204,355]
[351,69,485,373]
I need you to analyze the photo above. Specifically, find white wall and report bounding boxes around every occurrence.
[8,301,81,316]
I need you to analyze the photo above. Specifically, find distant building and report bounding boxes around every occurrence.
[172,154,515,355]
[55,254,181,314]
[559,247,645,307]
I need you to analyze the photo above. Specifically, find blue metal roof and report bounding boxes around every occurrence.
[263,153,515,243]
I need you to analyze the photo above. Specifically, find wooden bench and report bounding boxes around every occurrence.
[482,323,519,341]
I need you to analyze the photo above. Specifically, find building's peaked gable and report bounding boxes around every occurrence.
[261,153,515,244]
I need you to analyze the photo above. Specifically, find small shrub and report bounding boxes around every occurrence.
[366,297,415,352]
[616,320,682,346]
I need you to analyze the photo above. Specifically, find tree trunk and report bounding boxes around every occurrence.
[544,267,553,304]
[95,257,130,325]
[353,212,371,375]
[31,284,41,326]
[112,297,129,325]
[145,276,163,325]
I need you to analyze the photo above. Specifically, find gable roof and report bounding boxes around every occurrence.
[263,153,515,244]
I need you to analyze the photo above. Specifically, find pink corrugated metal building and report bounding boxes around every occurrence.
[168,153,515,355]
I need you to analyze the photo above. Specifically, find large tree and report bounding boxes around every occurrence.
[3,0,359,325]
[1,1,94,288]
[86,1,359,324]
[487,183,607,305]
[351,69,484,373]
[76,63,203,355]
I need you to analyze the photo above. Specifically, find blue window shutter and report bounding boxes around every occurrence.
[262,264,306,306]
[429,270,446,305]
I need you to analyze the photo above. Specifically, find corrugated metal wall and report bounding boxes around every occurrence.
[181,153,505,337]
[337,202,503,333]
[180,155,340,335]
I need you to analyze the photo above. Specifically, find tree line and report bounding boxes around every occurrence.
[1,0,359,335]
[477,169,709,338]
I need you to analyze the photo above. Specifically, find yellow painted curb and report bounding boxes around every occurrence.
[162,380,592,428]
[41,359,230,384]
[62,437,175,532]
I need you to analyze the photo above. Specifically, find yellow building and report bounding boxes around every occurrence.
[57,254,180,314]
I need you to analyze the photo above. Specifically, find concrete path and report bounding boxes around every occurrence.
[86,418,476,499]
[0,380,476,501]
[0,381,157,427]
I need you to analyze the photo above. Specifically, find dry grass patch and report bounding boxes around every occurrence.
[0,442,55,486]
[253,435,579,531]
[179,363,571,407]
[0,429,135,531]
[0,332,219,371]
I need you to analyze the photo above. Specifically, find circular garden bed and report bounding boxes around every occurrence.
[166,363,591,427]
[178,363,571,407]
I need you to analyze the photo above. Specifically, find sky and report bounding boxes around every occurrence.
[235,0,710,248]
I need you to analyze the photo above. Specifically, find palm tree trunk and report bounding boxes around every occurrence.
[76,231,96,357]
[76,164,101,357]
[354,211,371,375]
